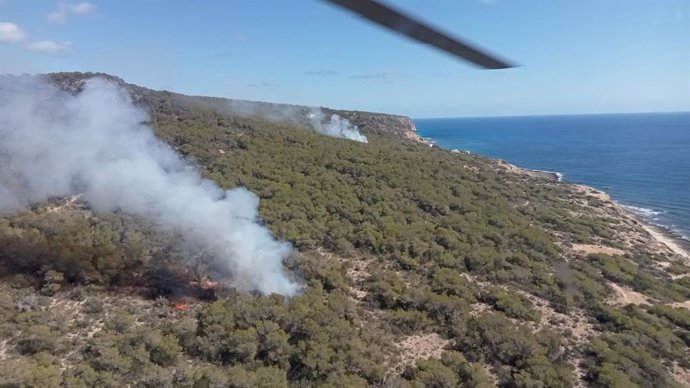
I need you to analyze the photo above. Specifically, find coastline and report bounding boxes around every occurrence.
[527,169,563,182]
[617,201,690,261]
[418,135,562,183]
[570,183,690,262]
[430,135,689,263]
[496,160,561,182]
[504,162,690,262]
[639,221,690,262]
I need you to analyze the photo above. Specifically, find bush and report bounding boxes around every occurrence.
[16,325,58,355]
[365,269,406,309]
[0,358,62,388]
[478,287,541,322]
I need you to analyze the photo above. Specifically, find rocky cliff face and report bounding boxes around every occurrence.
[327,108,422,142]
[43,72,422,142]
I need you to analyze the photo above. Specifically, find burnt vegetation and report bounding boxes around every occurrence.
[0,73,688,387]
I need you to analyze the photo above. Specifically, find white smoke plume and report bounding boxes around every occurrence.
[0,76,300,295]
[307,110,368,143]
[224,100,368,143]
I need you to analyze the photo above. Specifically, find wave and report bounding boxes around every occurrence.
[620,204,690,241]
[620,204,663,218]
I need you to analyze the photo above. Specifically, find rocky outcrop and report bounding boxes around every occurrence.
[327,108,422,142]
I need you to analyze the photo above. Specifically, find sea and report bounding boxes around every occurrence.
[415,112,690,242]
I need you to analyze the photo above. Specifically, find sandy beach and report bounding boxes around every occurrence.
[640,223,690,262]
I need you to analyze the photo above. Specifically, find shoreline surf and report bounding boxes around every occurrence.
[429,136,690,261]
[414,112,690,246]
[621,204,690,261]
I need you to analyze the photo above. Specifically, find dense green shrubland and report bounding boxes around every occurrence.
[0,74,688,386]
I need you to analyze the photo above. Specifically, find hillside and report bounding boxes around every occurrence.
[0,73,689,387]
[44,72,421,142]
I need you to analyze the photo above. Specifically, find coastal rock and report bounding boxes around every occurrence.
[327,108,422,142]
[496,159,561,181]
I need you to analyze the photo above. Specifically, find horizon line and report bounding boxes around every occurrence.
[414,110,690,121]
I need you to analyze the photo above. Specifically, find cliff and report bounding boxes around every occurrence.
[45,72,422,142]
[327,108,422,142]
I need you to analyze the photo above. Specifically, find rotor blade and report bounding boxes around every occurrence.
[323,0,514,69]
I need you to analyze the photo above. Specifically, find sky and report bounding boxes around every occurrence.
[1,0,689,118]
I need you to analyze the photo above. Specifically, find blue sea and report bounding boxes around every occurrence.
[415,112,690,241]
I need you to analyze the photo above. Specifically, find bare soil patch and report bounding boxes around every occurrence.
[607,282,650,306]
[571,244,625,256]
[394,332,449,371]
[670,362,690,387]
[668,300,690,310]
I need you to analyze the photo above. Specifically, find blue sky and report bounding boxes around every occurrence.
[1,0,689,117]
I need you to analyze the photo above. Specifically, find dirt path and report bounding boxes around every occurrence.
[608,282,650,306]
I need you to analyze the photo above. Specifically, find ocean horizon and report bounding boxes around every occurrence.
[415,112,690,242]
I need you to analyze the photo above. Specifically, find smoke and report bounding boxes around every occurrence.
[224,100,367,143]
[307,110,368,143]
[0,76,300,295]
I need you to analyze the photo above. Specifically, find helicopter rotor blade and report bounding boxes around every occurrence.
[323,0,515,69]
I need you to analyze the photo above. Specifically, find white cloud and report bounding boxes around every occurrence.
[69,2,95,14]
[0,22,27,43]
[349,72,409,83]
[48,2,95,23]
[1,20,74,55]
[25,40,72,53]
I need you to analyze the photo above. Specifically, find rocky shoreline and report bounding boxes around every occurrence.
[415,128,688,266]
[568,184,690,263]
[496,159,562,181]
[420,130,688,272]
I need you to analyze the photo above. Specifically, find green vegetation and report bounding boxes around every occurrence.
[478,287,540,322]
[0,73,688,386]
[587,253,690,302]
